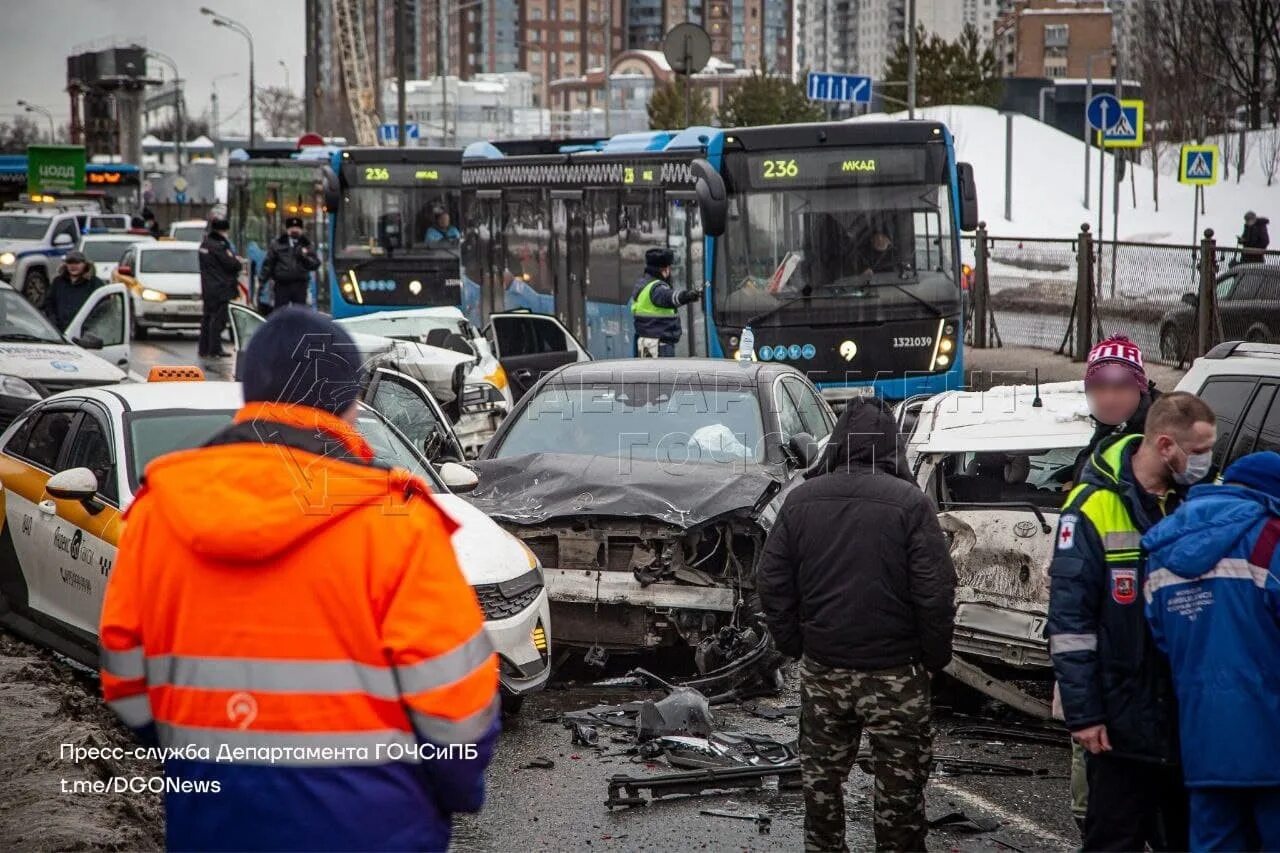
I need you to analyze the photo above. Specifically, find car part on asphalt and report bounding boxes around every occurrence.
[521,757,555,770]
[927,810,1002,833]
[637,732,797,770]
[570,722,599,747]
[605,761,803,808]
[699,809,772,834]
[636,686,714,741]
[947,722,1071,748]
[944,656,1053,720]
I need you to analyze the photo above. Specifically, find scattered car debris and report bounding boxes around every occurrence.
[928,756,1043,777]
[927,810,1002,833]
[606,761,803,808]
[944,656,1053,720]
[948,722,1070,748]
[636,732,797,770]
[699,809,772,834]
[570,723,599,747]
[636,686,714,741]
[521,757,556,770]
[743,703,800,721]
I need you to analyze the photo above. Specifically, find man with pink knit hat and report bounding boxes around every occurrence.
[1072,335,1162,483]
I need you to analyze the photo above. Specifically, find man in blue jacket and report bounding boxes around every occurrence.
[1143,450,1280,852]
[1048,392,1216,850]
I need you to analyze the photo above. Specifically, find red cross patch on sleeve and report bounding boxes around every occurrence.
[1057,514,1077,550]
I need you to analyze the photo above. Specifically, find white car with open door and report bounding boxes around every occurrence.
[0,374,551,711]
[483,311,591,402]
[0,281,132,430]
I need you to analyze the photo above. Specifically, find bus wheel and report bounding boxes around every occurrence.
[22,268,49,309]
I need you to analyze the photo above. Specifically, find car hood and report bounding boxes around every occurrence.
[0,342,126,384]
[468,452,784,528]
[434,492,536,585]
[136,271,200,295]
[0,239,42,256]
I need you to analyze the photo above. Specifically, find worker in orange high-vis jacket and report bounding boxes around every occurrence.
[99,306,499,852]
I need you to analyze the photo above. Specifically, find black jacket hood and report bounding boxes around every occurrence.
[810,397,912,482]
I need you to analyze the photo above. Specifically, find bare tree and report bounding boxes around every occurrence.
[1135,0,1223,145]
[1189,0,1280,130]
[256,86,304,139]
[1260,123,1280,186]
[1231,124,1252,182]
[0,117,43,153]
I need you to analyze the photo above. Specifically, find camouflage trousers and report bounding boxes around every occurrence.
[799,657,932,852]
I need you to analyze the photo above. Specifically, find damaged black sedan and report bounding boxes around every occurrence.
[466,358,835,669]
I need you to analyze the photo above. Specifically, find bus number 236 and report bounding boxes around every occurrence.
[762,159,799,179]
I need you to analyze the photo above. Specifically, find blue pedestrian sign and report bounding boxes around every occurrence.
[1179,144,1220,186]
[378,123,419,144]
[807,72,873,104]
[1086,94,1122,132]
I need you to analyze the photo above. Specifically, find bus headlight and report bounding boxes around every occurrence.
[140,288,168,302]
[939,338,954,354]
[935,353,951,368]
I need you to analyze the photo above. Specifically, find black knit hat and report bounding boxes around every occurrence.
[241,307,364,415]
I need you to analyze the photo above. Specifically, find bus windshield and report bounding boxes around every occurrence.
[336,183,462,260]
[716,149,957,328]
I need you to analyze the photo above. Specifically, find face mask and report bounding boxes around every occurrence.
[1172,448,1213,485]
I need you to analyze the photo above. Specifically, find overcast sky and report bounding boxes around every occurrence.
[0,0,304,136]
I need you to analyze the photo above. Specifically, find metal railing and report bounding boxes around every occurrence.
[967,223,1280,367]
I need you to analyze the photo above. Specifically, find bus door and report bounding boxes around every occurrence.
[464,189,504,325]
[668,192,705,357]
[551,191,588,347]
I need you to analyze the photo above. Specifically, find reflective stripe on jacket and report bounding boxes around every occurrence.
[1046,433,1181,764]
[99,402,499,852]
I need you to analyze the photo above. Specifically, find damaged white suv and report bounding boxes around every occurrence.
[903,381,1094,709]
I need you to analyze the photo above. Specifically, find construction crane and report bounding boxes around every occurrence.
[333,0,382,145]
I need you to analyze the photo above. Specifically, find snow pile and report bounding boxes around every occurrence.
[853,105,1280,244]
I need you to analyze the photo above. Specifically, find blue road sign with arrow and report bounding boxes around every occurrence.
[1086,94,1122,132]
[806,72,873,104]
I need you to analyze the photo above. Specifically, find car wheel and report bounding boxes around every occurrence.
[1159,324,1185,362]
[22,268,49,309]
[500,691,525,715]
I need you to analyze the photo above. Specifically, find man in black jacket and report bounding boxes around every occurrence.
[43,250,106,331]
[260,216,321,310]
[758,398,956,852]
[197,218,240,358]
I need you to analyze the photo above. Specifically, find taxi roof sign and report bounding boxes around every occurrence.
[1179,144,1219,186]
[147,365,206,382]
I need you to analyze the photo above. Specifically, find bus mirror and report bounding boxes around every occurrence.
[321,165,341,212]
[957,162,979,233]
[690,158,728,238]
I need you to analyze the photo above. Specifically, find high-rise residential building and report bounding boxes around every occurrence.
[518,0,625,108]
[854,0,905,77]
[994,0,1113,79]
[617,1,794,72]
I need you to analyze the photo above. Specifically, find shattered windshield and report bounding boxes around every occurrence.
[495,383,766,465]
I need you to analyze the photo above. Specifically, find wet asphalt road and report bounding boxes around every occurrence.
[453,671,1077,852]
[129,334,1078,851]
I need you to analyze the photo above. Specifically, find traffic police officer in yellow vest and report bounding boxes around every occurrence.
[1047,392,1216,851]
[631,247,702,357]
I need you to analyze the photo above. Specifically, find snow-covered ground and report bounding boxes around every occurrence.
[854,106,1280,244]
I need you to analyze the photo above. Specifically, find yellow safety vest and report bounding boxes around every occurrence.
[631,279,677,318]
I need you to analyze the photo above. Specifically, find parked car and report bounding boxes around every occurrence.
[0,376,550,711]
[467,356,835,672]
[166,219,208,243]
[1175,340,1280,473]
[1159,264,1280,362]
[76,232,154,280]
[0,202,91,307]
[112,241,206,338]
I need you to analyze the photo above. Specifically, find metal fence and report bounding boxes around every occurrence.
[967,223,1280,368]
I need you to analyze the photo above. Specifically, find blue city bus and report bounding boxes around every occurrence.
[463,121,977,401]
[461,129,713,359]
[317,146,467,319]
[0,157,142,212]
[689,121,979,402]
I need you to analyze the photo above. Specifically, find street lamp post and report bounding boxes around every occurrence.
[147,51,185,175]
[1083,49,1112,211]
[201,7,256,147]
[16,100,55,139]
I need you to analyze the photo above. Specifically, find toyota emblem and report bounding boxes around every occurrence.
[1013,520,1038,539]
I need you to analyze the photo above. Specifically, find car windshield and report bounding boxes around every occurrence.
[0,288,66,342]
[125,406,444,491]
[495,382,767,465]
[336,178,461,259]
[139,249,200,274]
[81,239,141,262]
[934,447,1081,510]
[171,226,206,242]
[0,215,50,240]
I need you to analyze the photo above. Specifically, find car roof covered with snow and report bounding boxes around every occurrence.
[909,380,1094,455]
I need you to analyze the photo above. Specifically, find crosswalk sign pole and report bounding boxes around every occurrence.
[1097,102,1107,292]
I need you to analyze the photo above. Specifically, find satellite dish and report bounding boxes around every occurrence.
[663,23,712,75]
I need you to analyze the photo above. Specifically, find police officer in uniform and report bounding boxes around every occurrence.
[197,218,240,358]
[1048,392,1215,851]
[630,247,701,357]
[260,216,321,310]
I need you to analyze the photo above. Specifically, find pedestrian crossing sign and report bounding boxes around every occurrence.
[1101,99,1144,148]
[1179,144,1220,186]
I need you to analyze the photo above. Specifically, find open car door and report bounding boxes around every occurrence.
[361,367,467,463]
[226,302,267,381]
[484,312,589,401]
[65,281,131,369]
